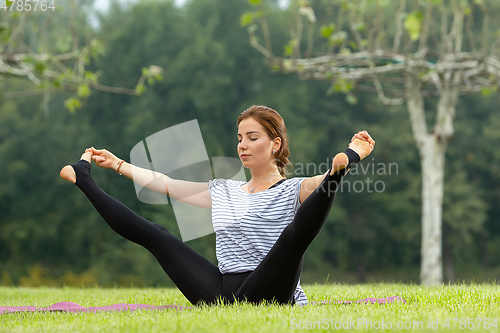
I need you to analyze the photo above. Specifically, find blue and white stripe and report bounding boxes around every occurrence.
[209,177,308,306]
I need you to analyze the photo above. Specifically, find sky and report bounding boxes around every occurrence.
[89,0,289,29]
[93,0,290,14]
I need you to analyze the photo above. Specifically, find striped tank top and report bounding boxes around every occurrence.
[208,177,308,305]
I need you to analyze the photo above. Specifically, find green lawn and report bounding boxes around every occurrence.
[0,283,498,332]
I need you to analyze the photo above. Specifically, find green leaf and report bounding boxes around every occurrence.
[34,62,47,74]
[135,83,145,95]
[90,38,106,59]
[340,48,351,55]
[328,31,347,46]
[77,84,91,98]
[0,22,8,33]
[240,12,254,27]
[283,39,297,57]
[84,71,98,84]
[254,11,264,18]
[1,32,10,44]
[320,24,336,38]
[352,22,366,32]
[481,86,497,97]
[283,59,293,71]
[64,97,82,113]
[346,94,358,104]
[332,78,354,93]
[404,11,423,41]
[52,79,61,88]
[340,1,351,11]
[248,0,261,5]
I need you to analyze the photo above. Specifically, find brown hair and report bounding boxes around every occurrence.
[237,105,291,177]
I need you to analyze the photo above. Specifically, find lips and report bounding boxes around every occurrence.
[240,154,251,159]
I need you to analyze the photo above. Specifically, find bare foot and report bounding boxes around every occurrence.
[60,149,93,184]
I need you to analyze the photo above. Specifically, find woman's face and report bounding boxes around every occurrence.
[237,117,278,170]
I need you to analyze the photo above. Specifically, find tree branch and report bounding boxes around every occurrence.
[405,72,428,149]
[465,3,476,54]
[417,3,433,57]
[259,16,273,59]
[392,0,406,53]
[372,74,405,105]
[2,88,66,99]
[249,26,274,59]
[89,82,138,95]
[480,1,490,54]
[7,11,30,54]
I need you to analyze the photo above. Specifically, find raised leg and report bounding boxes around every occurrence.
[61,154,223,305]
[236,168,347,304]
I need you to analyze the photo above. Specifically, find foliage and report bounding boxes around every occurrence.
[0,0,499,288]
[0,1,161,111]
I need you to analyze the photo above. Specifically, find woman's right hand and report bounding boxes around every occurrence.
[90,147,121,171]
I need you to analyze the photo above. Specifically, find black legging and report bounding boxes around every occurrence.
[71,159,346,306]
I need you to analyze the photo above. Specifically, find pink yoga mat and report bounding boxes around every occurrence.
[0,296,405,314]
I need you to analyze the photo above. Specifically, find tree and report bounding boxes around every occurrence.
[0,0,162,113]
[243,0,500,285]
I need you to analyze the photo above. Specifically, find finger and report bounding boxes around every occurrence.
[91,147,103,154]
[360,131,370,140]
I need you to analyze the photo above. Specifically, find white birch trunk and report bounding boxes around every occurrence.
[405,70,459,285]
[419,136,445,285]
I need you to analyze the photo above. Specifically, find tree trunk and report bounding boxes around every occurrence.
[405,70,458,285]
[419,134,445,285]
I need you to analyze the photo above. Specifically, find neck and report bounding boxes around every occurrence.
[249,164,282,185]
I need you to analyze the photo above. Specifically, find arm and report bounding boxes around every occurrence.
[299,130,375,203]
[90,147,212,209]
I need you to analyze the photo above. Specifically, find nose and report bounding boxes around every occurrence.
[238,140,247,151]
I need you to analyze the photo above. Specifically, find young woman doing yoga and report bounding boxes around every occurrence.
[60,105,375,306]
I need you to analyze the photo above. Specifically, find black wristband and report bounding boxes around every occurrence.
[343,147,360,167]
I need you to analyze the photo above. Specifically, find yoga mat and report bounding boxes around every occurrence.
[0,302,191,314]
[0,296,405,314]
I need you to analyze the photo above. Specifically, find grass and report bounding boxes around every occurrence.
[0,283,499,332]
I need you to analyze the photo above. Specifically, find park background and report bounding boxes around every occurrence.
[1,0,500,289]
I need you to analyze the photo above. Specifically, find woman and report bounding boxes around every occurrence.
[60,105,375,306]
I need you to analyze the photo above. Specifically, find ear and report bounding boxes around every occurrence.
[273,137,282,152]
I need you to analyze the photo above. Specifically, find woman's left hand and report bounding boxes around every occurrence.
[349,130,375,160]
